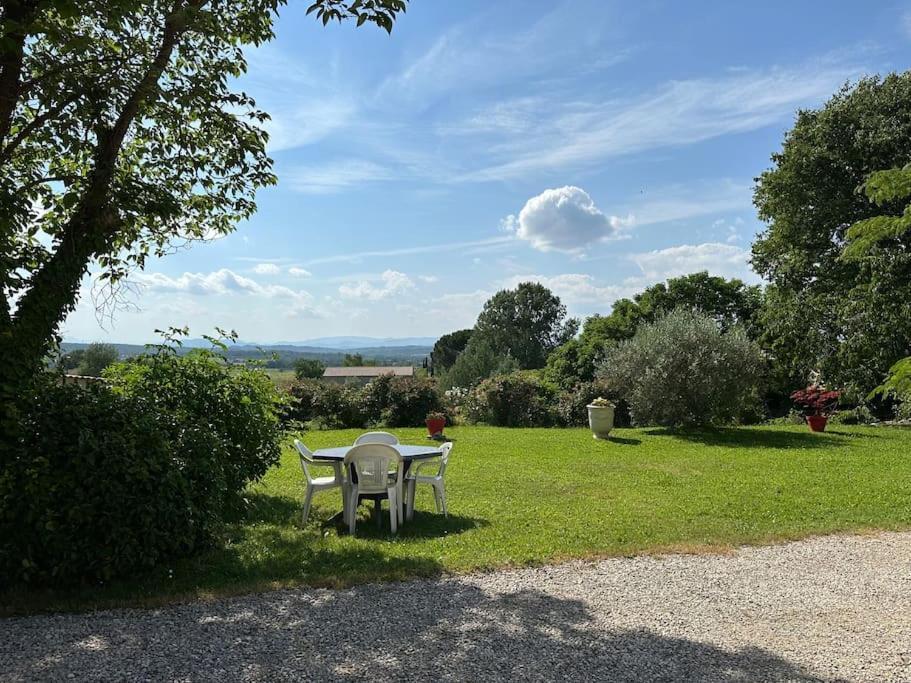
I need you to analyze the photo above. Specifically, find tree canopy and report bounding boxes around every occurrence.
[473,282,578,370]
[430,329,472,374]
[0,0,407,438]
[752,72,911,394]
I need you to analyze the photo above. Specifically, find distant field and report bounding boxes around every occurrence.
[264,368,297,390]
[6,424,910,616]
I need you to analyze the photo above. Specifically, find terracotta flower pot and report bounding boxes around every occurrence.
[807,415,828,432]
[426,416,446,436]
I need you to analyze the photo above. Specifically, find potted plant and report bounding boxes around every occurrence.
[790,386,840,432]
[587,397,616,439]
[425,411,446,437]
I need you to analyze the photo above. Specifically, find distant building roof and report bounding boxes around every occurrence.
[322,366,414,378]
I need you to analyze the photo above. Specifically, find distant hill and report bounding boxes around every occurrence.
[274,336,438,349]
[59,338,434,370]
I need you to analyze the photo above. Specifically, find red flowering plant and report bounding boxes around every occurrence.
[790,387,841,417]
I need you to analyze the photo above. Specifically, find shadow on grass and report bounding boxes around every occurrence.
[643,427,861,450]
[604,435,642,445]
[2,582,833,681]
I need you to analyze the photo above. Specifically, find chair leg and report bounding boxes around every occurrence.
[406,479,416,521]
[436,482,447,517]
[348,489,357,535]
[432,486,442,513]
[302,485,314,526]
[341,483,349,526]
[396,482,404,525]
[388,488,398,534]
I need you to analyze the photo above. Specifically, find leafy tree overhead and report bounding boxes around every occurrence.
[293,357,325,380]
[0,0,407,443]
[76,342,119,377]
[752,72,911,395]
[430,329,472,374]
[473,282,578,370]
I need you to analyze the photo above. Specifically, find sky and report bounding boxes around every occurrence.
[62,0,911,344]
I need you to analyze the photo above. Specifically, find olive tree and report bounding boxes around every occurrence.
[598,309,764,427]
[0,0,407,440]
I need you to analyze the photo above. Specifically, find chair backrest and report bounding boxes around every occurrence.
[354,431,399,446]
[294,439,317,483]
[437,442,453,477]
[344,443,402,494]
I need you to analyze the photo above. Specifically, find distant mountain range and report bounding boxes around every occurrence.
[64,335,438,351]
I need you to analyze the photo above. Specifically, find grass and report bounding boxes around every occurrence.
[4,424,911,616]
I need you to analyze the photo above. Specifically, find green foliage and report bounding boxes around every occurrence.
[0,379,196,584]
[105,347,283,503]
[0,0,408,440]
[343,353,374,367]
[56,348,85,371]
[553,380,628,427]
[599,309,764,427]
[468,371,556,427]
[439,336,519,389]
[844,166,911,260]
[870,357,911,414]
[293,358,325,380]
[361,374,442,427]
[430,329,472,373]
[545,272,763,389]
[288,379,366,429]
[473,282,578,370]
[75,342,119,377]
[752,72,911,395]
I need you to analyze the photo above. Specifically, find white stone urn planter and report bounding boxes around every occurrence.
[587,401,616,439]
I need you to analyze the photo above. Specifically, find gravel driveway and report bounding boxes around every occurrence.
[2,532,910,682]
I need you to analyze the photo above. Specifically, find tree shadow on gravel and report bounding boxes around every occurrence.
[644,427,860,450]
[2,580,838,682]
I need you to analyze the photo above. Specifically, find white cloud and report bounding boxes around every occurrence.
[506,186,628,253]
[418,275,439,283]
[305,236,512,266]
[133,268,317,305]
[338,269,416,301]
[252,263,281,275]
[288,267,312,278]
[501,273,636,305]
[631,243,758,282]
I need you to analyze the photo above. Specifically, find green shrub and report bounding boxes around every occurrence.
[554,380,629,427]
[287,379,366,429]
[830,406,875,425]
[0,380,195,584]
[468,371,555,427]
[106,349,283,500]
[362,374,442,426]
[599,309,764,427]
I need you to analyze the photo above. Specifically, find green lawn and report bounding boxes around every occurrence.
[5,424,911,615]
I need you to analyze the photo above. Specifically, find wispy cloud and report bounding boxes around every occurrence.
[462,59,866,181]
[304,236,513,266]
[338,269,416,301]
[631,242,759,282]
[283,160,396,194]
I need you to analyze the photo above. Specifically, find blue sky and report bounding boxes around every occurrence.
[63,0,911,343]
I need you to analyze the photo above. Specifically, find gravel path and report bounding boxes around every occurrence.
[2,532,910,682]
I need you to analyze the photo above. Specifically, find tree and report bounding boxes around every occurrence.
[430,329,472,374]
[752,72,911,395]
[545,272,763,389]
[473,282,578,370]
[342,353,375,367]
[76,342,119,376]
[293,358,325,380]
[0,0,407,442]
[599,309,764,427]
[438,336,518,389]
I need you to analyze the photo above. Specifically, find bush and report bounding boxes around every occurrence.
[554,380,629,427]
[468,371,555,427]
[362,375,442,427]
[106,349,283,501]
[0,380,196,584]
[287,379,366,428]
[598,309,764,427]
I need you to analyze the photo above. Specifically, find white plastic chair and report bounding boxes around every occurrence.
[344,443,403,534]
[294,440,346,526]
[354,431,400,445]
[406,442,452,521]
